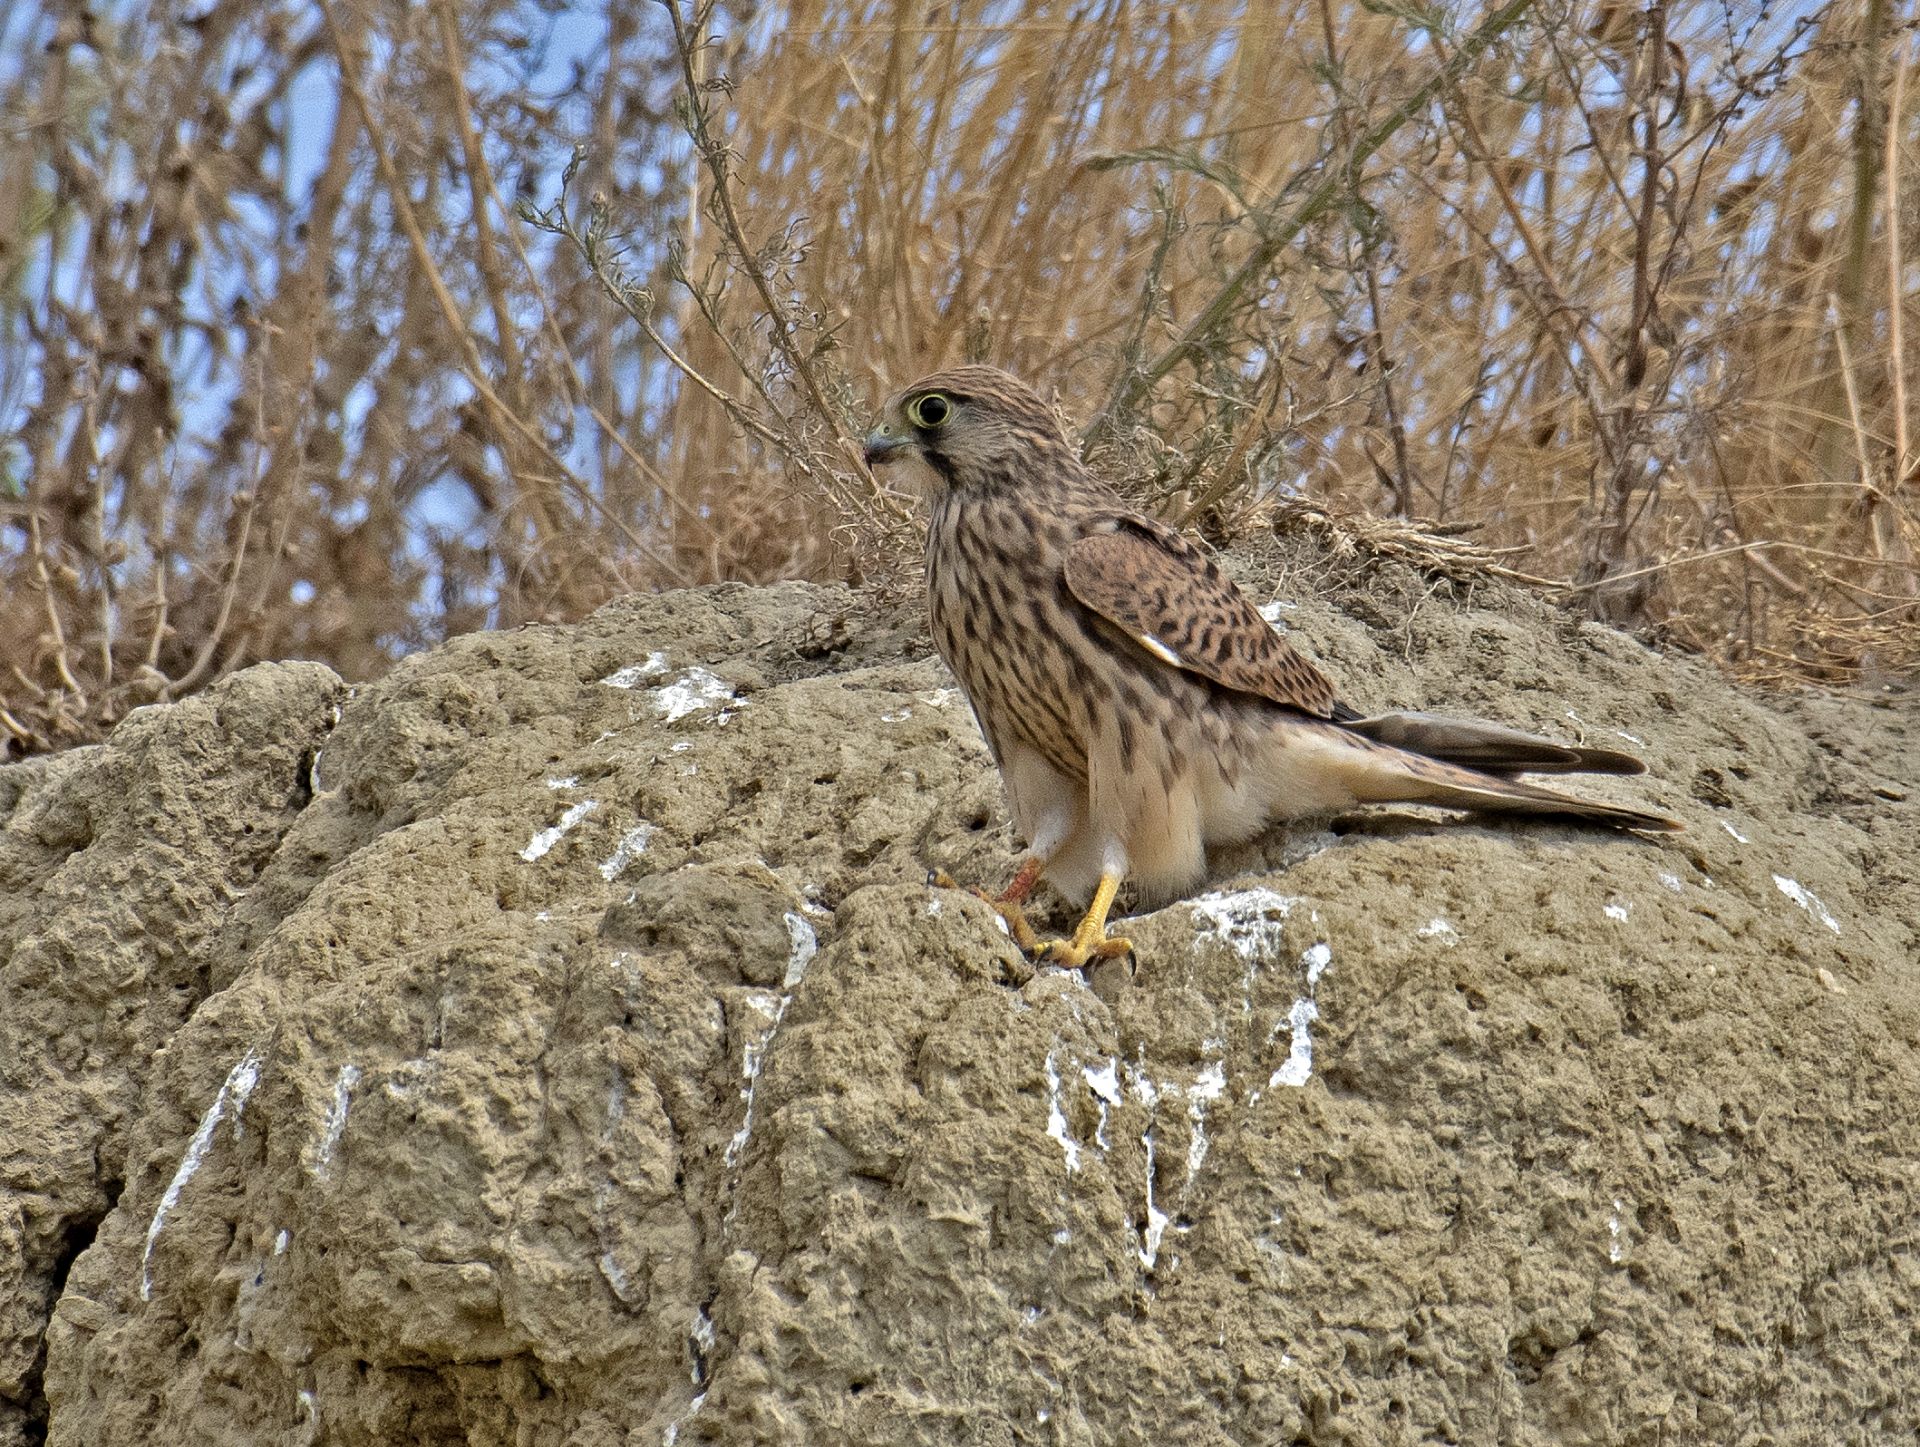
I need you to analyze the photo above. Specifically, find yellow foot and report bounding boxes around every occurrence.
[1032,868,1132,970]
[927,868,1041,953]
[1033,929,1135,970]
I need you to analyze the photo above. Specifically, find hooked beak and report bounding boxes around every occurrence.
[862,426,913,467]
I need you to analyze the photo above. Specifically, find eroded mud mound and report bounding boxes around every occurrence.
[1,547,1916,1447]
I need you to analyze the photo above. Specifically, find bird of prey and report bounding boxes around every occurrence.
[863,365,1681,968]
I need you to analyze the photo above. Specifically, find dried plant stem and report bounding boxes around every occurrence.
[319,0,484,390]
[80,366,115,702]
[452,126,734,557]
[319,0,569,555]
[1555,541,1783,594]
[455,362,699,587]
[432,0,525,395]
[1175,364,1289,527]
[9,0,1917,751]
[1883,34,1920,604]
[1623,0,1668,394]
[1888,32,1911,493]
[1829,291,1886,563]
[1448,94,1588,344]
[26,507,83,702]
[170,331,272,698]
[659,0,879,493]
[1088,0,1536,444]
[1363,262,1416,516]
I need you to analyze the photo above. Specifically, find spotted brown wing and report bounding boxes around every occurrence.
[1063,516,1338,718]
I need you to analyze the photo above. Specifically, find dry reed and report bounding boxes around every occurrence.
[2,0,1915,755]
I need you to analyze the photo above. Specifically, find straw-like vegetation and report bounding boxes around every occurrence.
[3,0,1915,755]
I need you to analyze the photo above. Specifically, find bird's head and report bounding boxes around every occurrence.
[863,365,1076,495]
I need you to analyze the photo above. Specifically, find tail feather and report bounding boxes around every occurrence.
[1326,728,1682,833]
[1338,710,1647,777]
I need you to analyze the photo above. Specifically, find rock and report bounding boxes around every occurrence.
[0,558,1915,1446]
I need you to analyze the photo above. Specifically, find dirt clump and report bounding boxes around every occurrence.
[1,553,1915,1446]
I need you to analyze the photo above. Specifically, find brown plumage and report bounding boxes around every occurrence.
[864,365,1681,966]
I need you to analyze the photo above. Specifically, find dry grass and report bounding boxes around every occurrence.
[2,0,1916,754]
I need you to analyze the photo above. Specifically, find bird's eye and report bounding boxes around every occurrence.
[908,393,952,429]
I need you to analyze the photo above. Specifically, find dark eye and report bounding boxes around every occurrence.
[908,393,951,428]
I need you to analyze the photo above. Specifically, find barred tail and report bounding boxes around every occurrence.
[1300,726,1682,833]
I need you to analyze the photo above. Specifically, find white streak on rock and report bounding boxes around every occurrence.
[1193,888,1302,1019]
[782,912,817,986]
[662,1393,706,1446]
[1417,918,1459,946]
[598,1253,631,1301]
[228,1052,262,1139]
[599,823,656,880]
[1084,1058,1120,1150]
[1609,1198,1626,1263]
[1615,729,1645,745]
[1186,1060,1226,1177]
[140,1048,263,1300]
[1139,1130,1170,1269]
[1045,1049,1081,1174]
[651,668,739,723]
[690,1307,716,1383]
[1257,600,1298,624]
[1265,938,1333,1089]
[373,1056,440,1115]
[1128,1055,1160,1110]
[313,1063,361,1182]
[1604,901,1632,922]
[606,1068,627,1127]
[725,992,788,1166]
[1659,872,1684,893]
[1270,1000,1321,1088]
[1190,888,1300,960]
[1084,1058,1121,1103]
[521,799,599,861]
[601,652,670,689]
[1774,875,1841,934]
[274,1229,289,1255]
[545,775,578,789]
[1721,820,1749,843]
[1302,942,1331,987]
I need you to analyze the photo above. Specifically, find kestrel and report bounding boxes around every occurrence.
[863,366,1680,968]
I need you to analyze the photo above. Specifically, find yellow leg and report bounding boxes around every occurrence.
[1034,871,1134,970]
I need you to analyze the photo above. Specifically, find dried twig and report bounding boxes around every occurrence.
[1086,0,1537,445]
[169,325,273,698]
[658,0,881,493]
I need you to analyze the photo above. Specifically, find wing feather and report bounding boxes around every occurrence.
[1063,517,1338,718]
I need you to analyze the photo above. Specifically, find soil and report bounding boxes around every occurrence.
[1,532,1916,1446]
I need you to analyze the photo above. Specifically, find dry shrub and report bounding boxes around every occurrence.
[2,0,1915,755]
